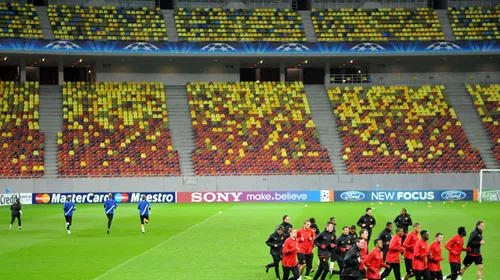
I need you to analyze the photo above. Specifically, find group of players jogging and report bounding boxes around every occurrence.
[265,208,485,280]
[8,194,153,234]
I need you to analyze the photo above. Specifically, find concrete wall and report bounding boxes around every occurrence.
[1,173,499,193]
[96,57,240,85]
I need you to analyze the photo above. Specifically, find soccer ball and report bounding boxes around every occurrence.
[425,42,461,51]
[275,43,310,52]
[350,43,385,52]
[44,40,81,50]
[200,43,236,52]
[123,42,160,52]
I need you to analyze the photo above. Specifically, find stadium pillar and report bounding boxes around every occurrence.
[58,59,64,85]
[20,59,26,83]
[280,61,285,82]
[324,61,331,87]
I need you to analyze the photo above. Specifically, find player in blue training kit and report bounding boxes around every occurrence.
[63,195,76,235]
[138,195,151,233]
[104,194,118,234]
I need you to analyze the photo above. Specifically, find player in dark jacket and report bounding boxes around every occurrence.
[460,221,485,279]
[310,217,321,235]
[265,225,285,279]
[313,222,335,280]
[377,222,393,261]
[357,207,376,242]
[336,226,352,276]
[9,198,22,230]
[394,208,413,242]
[280,215,293,240]
[342,238,366,280]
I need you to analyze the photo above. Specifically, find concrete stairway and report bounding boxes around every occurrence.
[38,85,63,176]
[299,11,317,42]
[35,6,55,40]
[444,83,500,169]
[436,9,455,41]
[165,85,195,176]
[304,85,347,173]
[162,10,179,42]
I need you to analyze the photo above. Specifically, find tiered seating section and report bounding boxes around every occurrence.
[188,81,333,175]
[468,84,500,163]
[0,82,44,177]
[312,8,444,41]
[48,5,168,41]
[330,85,485,173]
[175,8,306,42]
[448,6,500,40]
[58,82,180,177]
[0,2,42,39]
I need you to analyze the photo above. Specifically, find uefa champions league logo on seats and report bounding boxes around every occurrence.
[425,42,461,51]
[200,43,237,52]
[349,43,385,52]
[123,42,160,52]
[275,43,310,52]
[44,40,82,50]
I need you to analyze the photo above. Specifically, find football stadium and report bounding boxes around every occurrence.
[0,0,499,279]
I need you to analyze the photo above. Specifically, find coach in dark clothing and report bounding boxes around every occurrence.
[357,207,376,242]
[10,198,22,230]
[394,208,413,241]
[265,225,285,279]
[342,238,366,280]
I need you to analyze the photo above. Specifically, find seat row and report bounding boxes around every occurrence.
[1,4,499,41]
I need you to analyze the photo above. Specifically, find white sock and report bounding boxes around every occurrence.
[330,262,334,270]
[141,225,145,232]
[67,230,71,234]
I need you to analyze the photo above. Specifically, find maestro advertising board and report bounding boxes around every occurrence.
[33,192,176,204]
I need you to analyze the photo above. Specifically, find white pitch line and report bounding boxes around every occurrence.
[93,212,221,280]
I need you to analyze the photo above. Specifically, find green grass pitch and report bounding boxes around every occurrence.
[0,201,498,280]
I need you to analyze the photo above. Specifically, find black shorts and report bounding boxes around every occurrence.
[463,254,483,266]
[140,215,149,224]
[449,262,461,275]
[404,258,413,274]
[359,269,366,278]
[297,253,306,265]
[430,270,442,279]
[65,216,72,224]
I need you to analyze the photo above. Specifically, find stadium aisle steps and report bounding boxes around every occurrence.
[39,85,63,177]
[436,9,455,41]
[445,83,500,169]
[304,85,346,173]
[35,6,55,39]
[298,10,317,42]
[162,9,179,42]
[165,85,195,176]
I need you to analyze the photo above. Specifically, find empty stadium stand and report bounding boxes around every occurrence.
[175,8,306,42]
[0,2,43,39]
[57,82,180,177]
[0,81,44,177]
[330,85,485,173]
[468,84,500,163]
[448,6,500,40]
[312,8,445,42]
[188,81,333,175]
[48,5,168,41]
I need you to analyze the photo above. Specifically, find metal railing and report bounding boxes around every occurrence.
[329,72,500,86]
[175,0,227,9]
[312,0,428,9]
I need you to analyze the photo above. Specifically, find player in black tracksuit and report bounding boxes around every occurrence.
[394,208,413,242]
[377,222,393,261]
[460,221,485,279]
[342,238,365,280]
[9,198,22,230]
[265,225,285,279]
[313,222,335,280]
[336,226,352,277]
[280,215,293,240]
[357,207,376,243]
